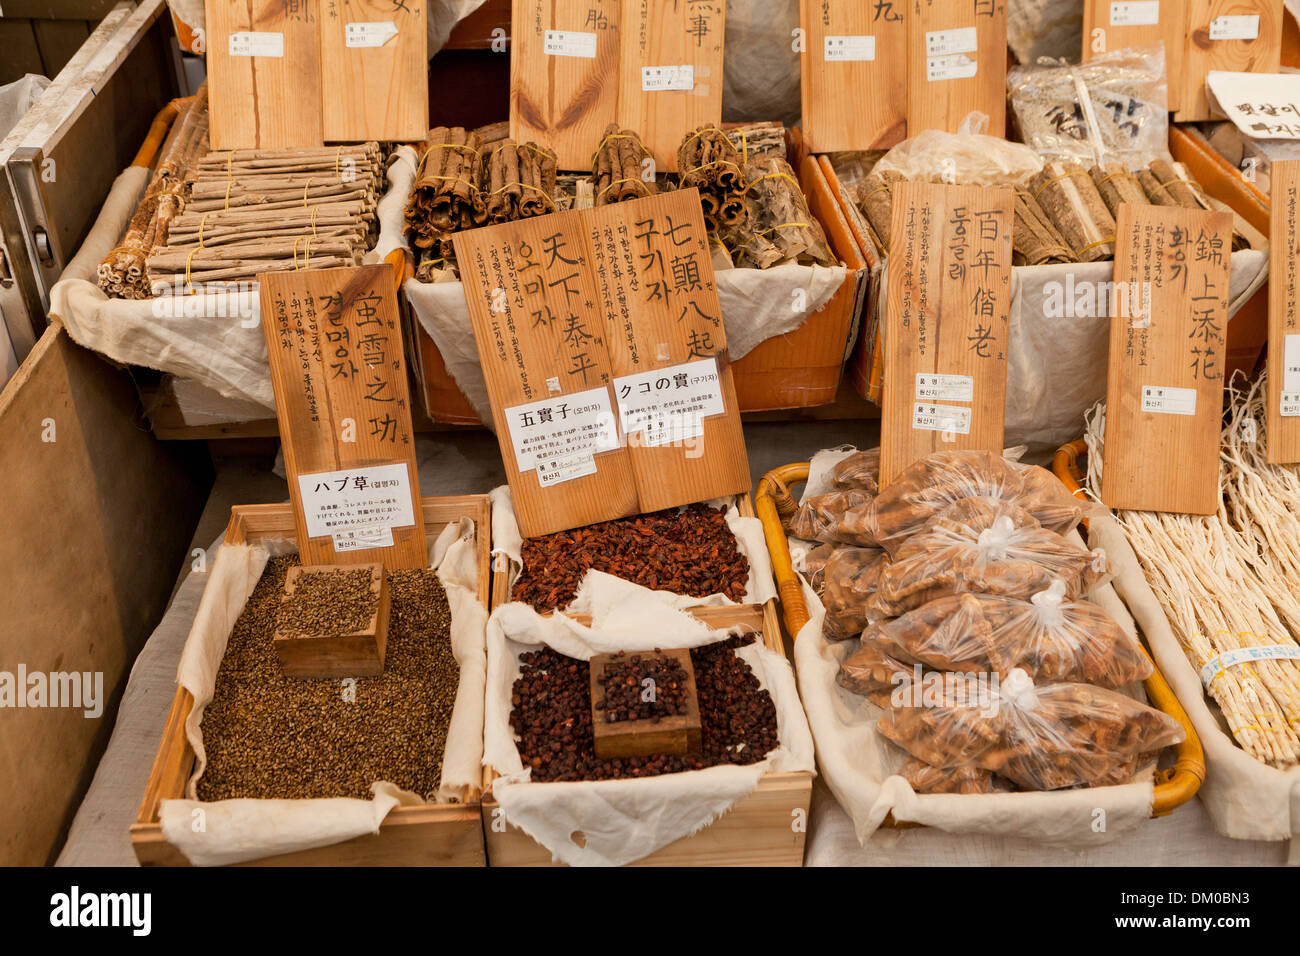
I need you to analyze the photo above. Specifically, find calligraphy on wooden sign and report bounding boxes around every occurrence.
[510,0,621,171]
[452,210,639,537]
[906,0,1007,138]
[800,0,907,152]
[587,189,750,511]
[319,0,428,142]
[1101,204,1233,513]
[260,264,427,568]
[617,0,725,173]
[1268,160,1300,464]
[881,181,1013,487]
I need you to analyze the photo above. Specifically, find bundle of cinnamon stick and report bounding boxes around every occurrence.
[726,157,834,269]
[403,127,487,274]
[142,143,383,291]
[98,86,210,299]
[592,124,658,206]
[678,125,748,232]
[484,139,558,224]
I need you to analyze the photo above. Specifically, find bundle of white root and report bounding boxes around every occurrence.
[1084,377,1300,768]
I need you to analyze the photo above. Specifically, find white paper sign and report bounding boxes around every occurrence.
[1284,333,1300,393]
[1110,1,1159,27]
[614,358,725,447]
[824,35,876,62]
[1141,385,1198,416]
[925,27,977,56]
[297,463,417,539]
[1209,15,1260,41]
[505,386,620,476]
[537,453,598,487]
[927,54,978,82]
[642,65,695,92]
[345,22,399,48]
[229,32,284,57]
[912,403,973,434]
[544,29,597,58]
[1281,392,1300,417]
[332,525,395,552]
[915,372,974,403]
[1206,72,1300,139]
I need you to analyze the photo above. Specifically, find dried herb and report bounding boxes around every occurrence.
[596,652,690,722]
[1030,160,1116,263]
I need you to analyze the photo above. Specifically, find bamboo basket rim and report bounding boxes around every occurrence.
[755,457,1205,818]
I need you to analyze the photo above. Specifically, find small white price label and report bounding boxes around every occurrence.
[1283,333,1300,394]
[1141,386,1198,416]
[297,463,416,539]
[925,27,977,56]
[544,29,597,58]
[915,373,974,403]
[824,35,876,62]
[1280,392,1300,417]
[642,65,695,92]
[345,22,399,48]
[912,403,973,434]
[1110,1,1159,27]
[1209,15,1260,41]
[228,31,284,57]
[927,54,978,82]
[537,453,598,487]
[506,386,620,476]
[332,525,395,553]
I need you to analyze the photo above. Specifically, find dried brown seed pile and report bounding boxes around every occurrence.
[512,503,750,612]
[276,568,376,637]
[197,557,459,801]
[509,636,778,782]
[596,652,689,723]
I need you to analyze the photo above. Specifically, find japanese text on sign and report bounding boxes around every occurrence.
[505,385,620,476]
[297,463,417,539]
[615,357,725,445]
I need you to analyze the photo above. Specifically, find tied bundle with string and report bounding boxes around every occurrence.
[1030,161,1116,263]
[484,139,558,224]
[592,124,658,207]
[98,85,211,299]
[724,157,834,270]
[677,125,749,233]
[146,143,383,292]
[404,127,487,274]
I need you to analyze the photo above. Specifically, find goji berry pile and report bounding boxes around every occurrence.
[595,651,690,723]
[511,503,750,612]
[509,636,779,782]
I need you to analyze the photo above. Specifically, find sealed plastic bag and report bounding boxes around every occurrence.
[863,450,1086,556]
[865,580,1153,688]
[901,758,1010,795]
[798,541,838,595]
[823,547,888,642]
[829,448,881,494]
[870,126,1044,188]
[878,668,1185,791]
[837,641,912,706]
[870,515,1107,617]
[788,489,875,544]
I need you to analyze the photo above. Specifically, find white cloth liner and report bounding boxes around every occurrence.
[1089,511,1300,858]
[49,147,417,414]
[488,484,777,610]
[157,519,489,867]
[404,263,847,426]
[483,580,815,866]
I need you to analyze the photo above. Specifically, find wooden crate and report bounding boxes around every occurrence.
[130,495,493,866]
[480,601,813,866]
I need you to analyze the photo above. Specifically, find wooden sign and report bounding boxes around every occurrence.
[587,190,751,511]
[510,0,620,171]
[906,0,1007,138]
[319,0,428,142]
[880,182,1014,487]
[452,211,639,538]
[1082,0,1186,112]
[617,0,725,173]
[259,264,428,567]
[1175,0,1283,123]
[1101,204,1234,513]
[799,0,907,152]
[204,0,323,150]
[1268,160,1300,464]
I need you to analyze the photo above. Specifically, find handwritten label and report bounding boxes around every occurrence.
[614,358,725,446]
[824,35,876,62]
[229,31,284,57]
[927,54,978,82]
[332,525,395,553]
[345,21,399,48]
[505,386,620,475]
[1201,643,1300,687]
[642,65,695,92]
[544,29,597,58]
[1208,72,1300,139]
[915,373,974,403]
[1141,385,1198,416]
[925,27,977,56]
[297,463,417,539]
[1209,15,1260,41]
[913,403,973,434]
[1110,1,1159,26]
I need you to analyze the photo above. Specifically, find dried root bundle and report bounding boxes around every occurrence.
[592,124,657,207]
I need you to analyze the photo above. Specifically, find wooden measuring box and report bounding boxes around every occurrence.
[589,648,702,759]
[273,563,390,678]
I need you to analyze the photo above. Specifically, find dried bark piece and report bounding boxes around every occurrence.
[1030,160,1116,263]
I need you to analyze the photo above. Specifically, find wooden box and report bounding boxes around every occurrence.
[130,495,493,867]
[481,602,813,866]
[590,648,702,758]
[273,563,389,679]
